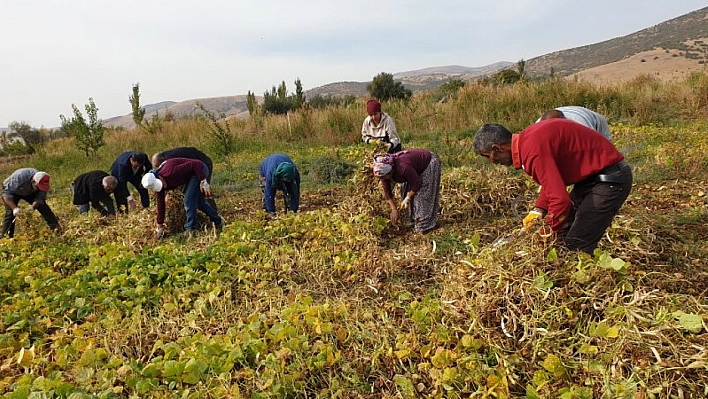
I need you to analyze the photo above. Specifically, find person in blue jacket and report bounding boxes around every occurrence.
[259,154,300,217]
[110,151,151,213]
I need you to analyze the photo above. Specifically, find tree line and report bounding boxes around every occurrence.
[3,63,532,158]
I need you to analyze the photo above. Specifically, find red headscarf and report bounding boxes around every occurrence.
[366,99,381,115]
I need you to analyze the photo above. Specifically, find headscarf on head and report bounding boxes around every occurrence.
[372,153,396,177]
[273,162,299,199]
[366,99,381,115]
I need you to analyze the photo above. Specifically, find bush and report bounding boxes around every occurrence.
[307,155,356,184]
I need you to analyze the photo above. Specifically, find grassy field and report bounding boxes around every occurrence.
[1,73,707,398]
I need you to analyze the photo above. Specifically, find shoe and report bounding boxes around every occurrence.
[215,220,225,236]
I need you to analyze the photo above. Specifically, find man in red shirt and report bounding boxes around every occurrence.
[141,157,224,238]
[473,119,632,254]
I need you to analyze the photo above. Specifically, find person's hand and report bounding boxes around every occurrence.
[399,196,411,210]
[523,209,544,230]
[128,199,137,210]
[200,180,212,197]
[12,208,22,216]
[386,142,393,151]
[533,226,555,246]
[155,225,165,239]
[390,208,399,224]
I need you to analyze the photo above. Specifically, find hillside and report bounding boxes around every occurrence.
[525,6,708,77]
[102,7,708,129]
[104,96,251,128]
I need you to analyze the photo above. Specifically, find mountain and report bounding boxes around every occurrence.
[525,6,708,78]
[104,96,250,129]
[102,6,707,129]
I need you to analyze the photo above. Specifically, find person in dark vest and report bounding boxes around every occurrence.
[72,170,118,217]
[110,151,151,213]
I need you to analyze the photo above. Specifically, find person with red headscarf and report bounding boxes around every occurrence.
[361,99,402,154]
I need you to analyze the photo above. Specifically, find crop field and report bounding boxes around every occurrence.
[2,77,708,398]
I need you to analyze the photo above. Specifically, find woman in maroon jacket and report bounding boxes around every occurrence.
[372,149,441,233]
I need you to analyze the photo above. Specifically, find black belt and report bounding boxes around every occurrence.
[598,160,628,175]
[595,160,629,184]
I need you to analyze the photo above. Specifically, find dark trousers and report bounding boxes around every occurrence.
[2,193,59,238]
[259,176,291,214]
[559,165,633,254]
[388,143,402,154]
[115,176,150,213]
[183,174,222,231]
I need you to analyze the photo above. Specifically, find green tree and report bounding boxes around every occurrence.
[60,98,104,158]
[129,83,146,127]
[367,72,412,101]
[196,102,234,155]
[517,59,526,81]
[8,121,43,147]
[294,78,305,109]
[246,90,259,115]
[491,69,521,85]
[262,82,292,115]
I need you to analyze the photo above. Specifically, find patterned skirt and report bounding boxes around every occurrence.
[401,153,441,233]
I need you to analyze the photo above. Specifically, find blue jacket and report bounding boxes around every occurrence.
[110,151,151,192]
[259,154,300,214]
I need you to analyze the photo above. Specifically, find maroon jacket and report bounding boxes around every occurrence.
[512,119,624,231]
[155,158,207,225]
[381,149,432,200]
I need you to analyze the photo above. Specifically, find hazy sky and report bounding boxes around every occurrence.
[2,1,706,128]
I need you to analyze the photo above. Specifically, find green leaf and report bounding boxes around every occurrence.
[578,343,598,354]
[545,248,557,261]
[609,258,626,271]
[141,363,160,378]
[591,321,619,338]
[393,375,416,399]
[163,360,185,378]
[532,272,553,291]
[672,311,704,333]
[540,354,566,378]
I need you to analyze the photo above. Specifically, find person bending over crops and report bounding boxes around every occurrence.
[259,154,300,217]
[537,106,612,142]
[152,147,217,210]
[372,149,441,234]
[141,157,224,238]
[473,119,632,254]
[72,171,118,217]
[110,151,152,213]
[361,99,402,154]
[2,168,60,237]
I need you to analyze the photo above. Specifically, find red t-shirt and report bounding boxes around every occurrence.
[512,119,624,231]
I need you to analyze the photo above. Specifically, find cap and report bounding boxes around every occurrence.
[141,172,163,192]
[32,172,51,191]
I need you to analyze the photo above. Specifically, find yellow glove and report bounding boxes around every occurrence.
[523,209,544,230]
